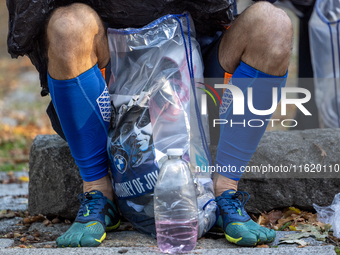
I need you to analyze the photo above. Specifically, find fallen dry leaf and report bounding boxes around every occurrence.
[290,207,301,214]
[52,218,60,224]
[255,206,326,235]
[0,210,16,219]
[305,212,318,223]
[289,226,297,231]
[256,244,269,248]
[257,215,269,226]
[6,233,14,238]
[42,219,51,226]
[281,232,311,240]
[294,217,306,224]
[295,223,329,241]
[279,239,309,246]
[18,176,29,182]
[33,232,40,237]
[277,216,294,229]
[283,207,300,218]
[267,210,283,225]
[23,218,31,224]
[13,233,21,238]
[31,215,44,223]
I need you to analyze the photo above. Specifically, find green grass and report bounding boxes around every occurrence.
[0,136,28,154]
[0,135,31,172]
[335,247,340,255]
[0,137,27,152]
[0,162,28,172]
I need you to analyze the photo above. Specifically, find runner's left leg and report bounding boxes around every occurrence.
[213,1,293,246]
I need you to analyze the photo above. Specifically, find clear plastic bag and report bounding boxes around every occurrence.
[309,0,340,128]
[313,193,340,238]
[106,14,215,238]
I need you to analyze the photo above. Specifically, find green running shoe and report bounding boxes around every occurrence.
[215,190,276,247]
[56,190,120,248]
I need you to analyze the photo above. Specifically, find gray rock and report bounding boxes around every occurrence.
[29,129,340,218]
[244,128,340,179]
[0,239,14,248]
[211,128,340,213]
[29,135,82,219]
[238,178,340,213]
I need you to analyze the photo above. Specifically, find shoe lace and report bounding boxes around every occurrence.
[218,191,250,216]
[78,192,101,216]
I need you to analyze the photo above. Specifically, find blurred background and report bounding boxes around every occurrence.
[0,0,302,172]
[0,0,54,172]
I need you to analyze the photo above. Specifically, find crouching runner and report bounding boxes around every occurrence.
[8,0,292,247]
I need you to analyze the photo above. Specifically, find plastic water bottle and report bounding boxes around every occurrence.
[154,148,198,254]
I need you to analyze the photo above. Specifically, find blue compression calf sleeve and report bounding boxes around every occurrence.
[48,64,111,182]
[215,61,287,180]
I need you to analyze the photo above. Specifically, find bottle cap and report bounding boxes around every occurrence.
[167,148,184,156]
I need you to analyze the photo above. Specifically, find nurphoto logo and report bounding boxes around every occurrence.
[198,82,312,128]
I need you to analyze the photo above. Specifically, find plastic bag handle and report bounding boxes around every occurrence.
[174,14,212,166]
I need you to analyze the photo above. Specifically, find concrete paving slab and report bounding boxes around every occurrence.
[28,222,70,236]
[0,196,28,211]
[0,239,14,248]
[0,180,29,211]
[0,246,336,254]
[104,231,239,249]
[0,218,23,235]
[0,183,28,197]
[0,172,29,182]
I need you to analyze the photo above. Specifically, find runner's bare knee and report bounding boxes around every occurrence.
[241,1,293,75]
[219,1,293,75]
[47,3,109,79]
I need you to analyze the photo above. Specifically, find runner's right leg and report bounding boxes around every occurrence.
[46,3,120,247]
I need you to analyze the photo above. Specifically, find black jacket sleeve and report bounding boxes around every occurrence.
[6,0,234,96]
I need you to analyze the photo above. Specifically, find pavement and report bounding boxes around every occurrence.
[0,219,337,254]
[0,171,338,254]
[0,172,29,212]
[0,246,336,254]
